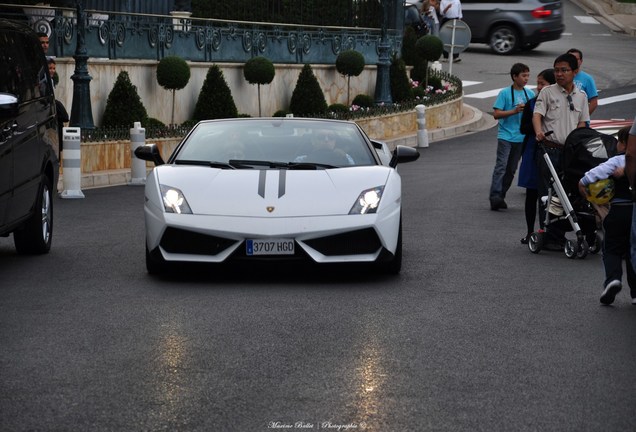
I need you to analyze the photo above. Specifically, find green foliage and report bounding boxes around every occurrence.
[428,74,443,90]
[144,117,165,128]
[273,110,291,117]
[328,103,349,113]
[410,60,428,83]
[193,65,238,121]
[413,86,426,99]
[289,64,328,117]
[415,35,444,63]
[390,56,413,103]
[243,56,275,85]
[336,50,365,77]
[352,94,374,108]
[401,26,418,67]
[101,71,148,128]
[156,56,191,91]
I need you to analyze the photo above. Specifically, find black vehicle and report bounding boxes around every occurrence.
[0,19,59,254]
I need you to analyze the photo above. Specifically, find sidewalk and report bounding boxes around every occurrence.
[573,0,636,36]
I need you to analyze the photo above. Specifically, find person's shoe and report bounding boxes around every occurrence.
[490,197,505,211]
[454,58,461,63]
[600,280,622,305]
[520,234,530,245]
[440,58,448,63]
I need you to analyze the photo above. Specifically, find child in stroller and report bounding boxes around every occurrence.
[527,127,618,258]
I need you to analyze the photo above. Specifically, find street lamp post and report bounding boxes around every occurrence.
[374,0,395,105]
[69,0,94,129]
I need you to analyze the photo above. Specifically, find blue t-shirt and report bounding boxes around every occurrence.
[574,70,598,100]
[493,86,533,143]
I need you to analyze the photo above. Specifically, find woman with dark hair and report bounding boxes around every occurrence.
[518,68,556,244]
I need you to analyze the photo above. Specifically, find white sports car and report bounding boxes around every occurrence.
[134,118,419,274]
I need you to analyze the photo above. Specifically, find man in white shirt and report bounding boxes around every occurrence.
[439,0,462,62]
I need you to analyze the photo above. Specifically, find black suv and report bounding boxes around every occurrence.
[0,19,59,254]
[405,0,564,55]
[462,0,564,55]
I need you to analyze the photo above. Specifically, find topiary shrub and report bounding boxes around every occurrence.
[244,56,275,117]
[352,94,374,108]
[336,49,365,105]
[156,56,191,126]
[101,71,148,128]
[289,64,328,117]
[390,56,414,103]
[193,64,238,121]
[328,103,349,113]
[415,35,443,87]
[401,25,418,67]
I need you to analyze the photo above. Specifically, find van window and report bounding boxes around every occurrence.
[0,31,48,101]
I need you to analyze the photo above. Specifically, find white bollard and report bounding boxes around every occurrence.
[431,61,442,72]
[129,121,146,186]
[416,104,429,148]
[60,127,85,199]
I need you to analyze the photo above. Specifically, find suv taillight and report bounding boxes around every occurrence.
[531,7,553,18]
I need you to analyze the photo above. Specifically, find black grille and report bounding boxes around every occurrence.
[160,227,237,255]
[303,228,382,256]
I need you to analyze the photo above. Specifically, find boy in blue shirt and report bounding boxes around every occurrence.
[567,48,598,116]
[489,63,532,211]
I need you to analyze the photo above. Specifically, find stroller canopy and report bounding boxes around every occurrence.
[562,127,618,194]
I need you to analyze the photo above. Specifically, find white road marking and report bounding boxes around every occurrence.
[462,80,482,88]
[598,92,636,106]
[574,16,600,24]
[465,85,536,99]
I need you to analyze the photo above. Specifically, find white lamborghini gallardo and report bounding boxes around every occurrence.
[134,118,419,275]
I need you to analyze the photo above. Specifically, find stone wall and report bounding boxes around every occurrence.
[54,59,380,126]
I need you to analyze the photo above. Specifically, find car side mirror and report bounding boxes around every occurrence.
[134,143,165,166]
[390,145,419,168]
[0,93,19,120]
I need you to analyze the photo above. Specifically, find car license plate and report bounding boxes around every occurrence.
[246,239,295,255]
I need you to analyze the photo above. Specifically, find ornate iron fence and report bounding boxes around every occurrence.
[1,2,403,64]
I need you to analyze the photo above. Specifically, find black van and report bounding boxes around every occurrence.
[0,19,59,254]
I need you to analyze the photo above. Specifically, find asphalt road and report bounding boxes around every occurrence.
[2,95,636,430]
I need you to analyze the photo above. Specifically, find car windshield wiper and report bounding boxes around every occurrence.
[286,162,338,170]
[175,159,237,169]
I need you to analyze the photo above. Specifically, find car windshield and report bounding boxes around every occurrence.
[174,119,377,169]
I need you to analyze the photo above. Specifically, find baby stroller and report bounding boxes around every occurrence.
[527,128,618,258]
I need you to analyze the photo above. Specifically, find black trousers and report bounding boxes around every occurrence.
[602,203,636,296]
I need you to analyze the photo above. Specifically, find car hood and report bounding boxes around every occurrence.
[153,165,393,217]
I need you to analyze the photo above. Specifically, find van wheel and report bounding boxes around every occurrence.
[489,25,519,55]
[14,175,53,254]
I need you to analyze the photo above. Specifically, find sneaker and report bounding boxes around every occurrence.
[454,58,461,63]
[499,200,508,209]
[600,280,622,305]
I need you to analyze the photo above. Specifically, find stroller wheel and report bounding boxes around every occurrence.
[589,231,603,254]
[577,239,589,259]
[565,239,577,259]
[528,231,543,254]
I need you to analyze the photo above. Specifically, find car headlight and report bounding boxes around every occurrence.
[349,186,384,215]
[160,184,192,214]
